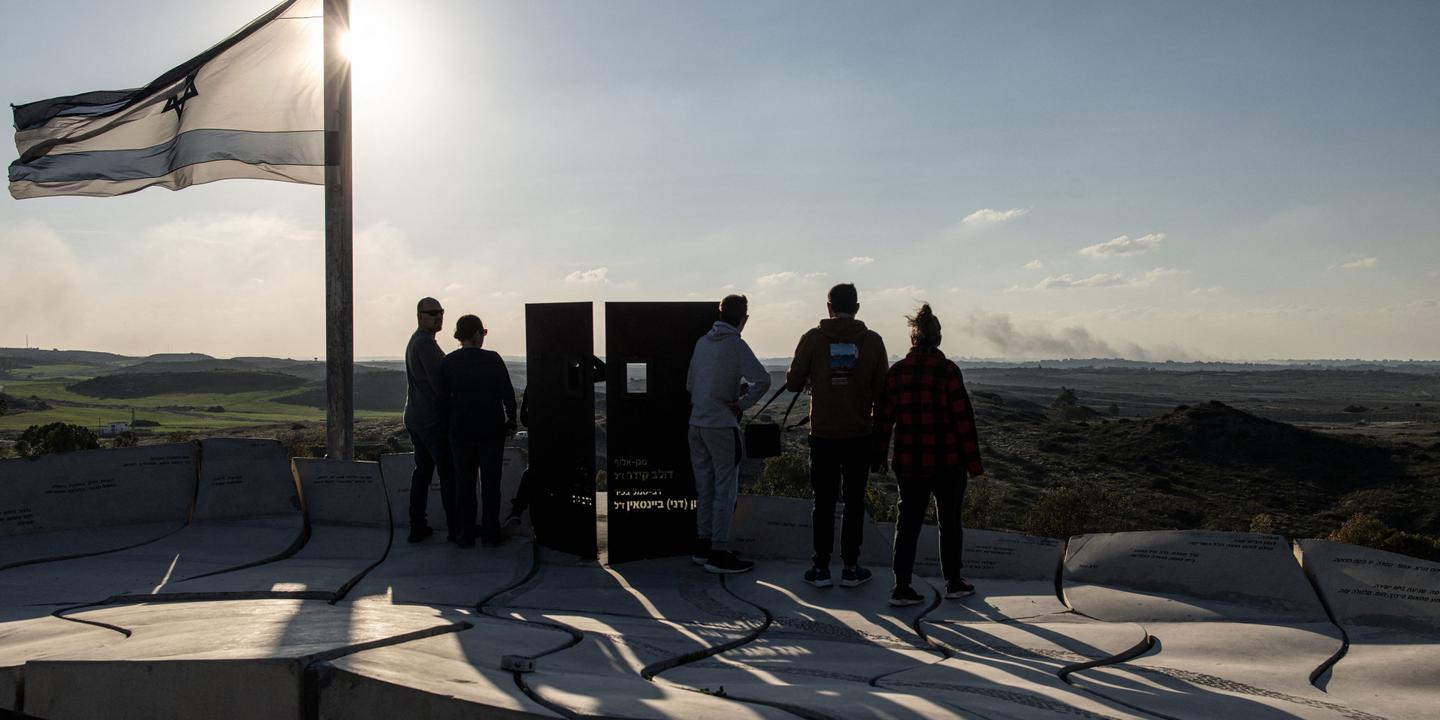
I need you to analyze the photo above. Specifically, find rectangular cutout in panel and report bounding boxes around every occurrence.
[626,363,647,394]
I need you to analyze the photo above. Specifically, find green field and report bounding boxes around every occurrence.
[0,359,399,435]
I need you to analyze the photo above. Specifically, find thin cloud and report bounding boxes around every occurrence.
[756,271,798,286]
[1080,233,1165,257]
[1131,267,1189,286]
[1332,257,1379,270]
[878,286,926,296]
[849,256,875,266]
[960,208,1029,227]
[1011,267,1186,291]
[564,267,610,284]
[1023,259,1043,270]
[1191,286,1226,296]
[1036,273,1127,289]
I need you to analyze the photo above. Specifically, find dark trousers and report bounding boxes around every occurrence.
[408,425,456,530]
[452,433,506,542]
[809,435,871,567]
[892,470,967,587]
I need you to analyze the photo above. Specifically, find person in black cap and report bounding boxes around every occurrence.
[440,314,517,548]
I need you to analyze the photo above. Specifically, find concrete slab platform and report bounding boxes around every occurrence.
[493,554,755,623]
[923,578,1070,623]
[1297,540,1440,720]
[316,612,564,720]
[0,609,127,712]
[349,536,534,608]
[0,441,307,606]
[1067,621,1356,720]
[21,599,460,720]
[662,560,943,717]
[0,444,197,569]
[897,580,1153,718]
[519,610,788,719]
[1316,625,1438,720]
[729,494,893,568]
[878,654,1154,720]
[378,447,530,532]
[1064,530,1330,622]
[146,460,390,601]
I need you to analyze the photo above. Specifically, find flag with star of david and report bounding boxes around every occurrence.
[8,0,324,199]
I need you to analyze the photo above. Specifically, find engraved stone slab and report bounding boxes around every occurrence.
[295,458,389,527]
[194,438,302,520]
[1296,540,1440,720]
[728,494,891,568]
[1064,530,1329,622]
[0,443,197,569]
[1296,539,1440,633]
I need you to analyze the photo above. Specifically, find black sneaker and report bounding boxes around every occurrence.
[889,585,925,607]
[454,536,476,549]
[945,578,975,599]
[406,525,434,544]
[804,566,833,588]
[840,566,872,588]
[504,513,523,528]
[691,538,711,566]
[704,550,754,574]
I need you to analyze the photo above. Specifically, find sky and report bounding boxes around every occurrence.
[2,0,1438,361]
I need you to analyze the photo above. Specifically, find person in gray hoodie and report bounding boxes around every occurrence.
[686,294,771,574]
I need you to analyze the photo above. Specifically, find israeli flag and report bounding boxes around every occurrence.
[8,0,324,199]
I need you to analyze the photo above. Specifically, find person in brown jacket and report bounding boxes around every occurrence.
[784,283,888,588]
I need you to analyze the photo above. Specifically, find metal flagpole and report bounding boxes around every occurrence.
[323,0,354,460]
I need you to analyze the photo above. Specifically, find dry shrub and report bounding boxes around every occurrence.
[1022,483,1133,540]
[1330,513,1440,562]
[1249,513,1278,534]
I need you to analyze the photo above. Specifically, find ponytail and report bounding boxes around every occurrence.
[907,303,942,348]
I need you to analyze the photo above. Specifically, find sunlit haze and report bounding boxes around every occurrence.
[3,1,1437,361]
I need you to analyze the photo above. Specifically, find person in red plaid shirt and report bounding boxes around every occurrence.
[871,303,985,606]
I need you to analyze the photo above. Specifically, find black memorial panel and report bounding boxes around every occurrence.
[525,302,598,558]
[605,301,716,563]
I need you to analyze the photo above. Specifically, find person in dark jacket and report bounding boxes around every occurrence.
[785,283,888,589]
[440,314,517,548]
[403,296,454,543]
[872,303,985,607]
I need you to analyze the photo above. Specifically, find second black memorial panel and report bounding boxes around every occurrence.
[605,301,715,563]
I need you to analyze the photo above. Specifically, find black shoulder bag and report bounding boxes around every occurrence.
[743,386,804,459]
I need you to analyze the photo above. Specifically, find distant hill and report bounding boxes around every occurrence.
[273,369,408,412]
[68,371,307,399]
[964,396,1440,542]
[111,357,327,382]
[140,353,215,364]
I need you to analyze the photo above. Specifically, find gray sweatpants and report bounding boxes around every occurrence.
[689,425,742,551]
